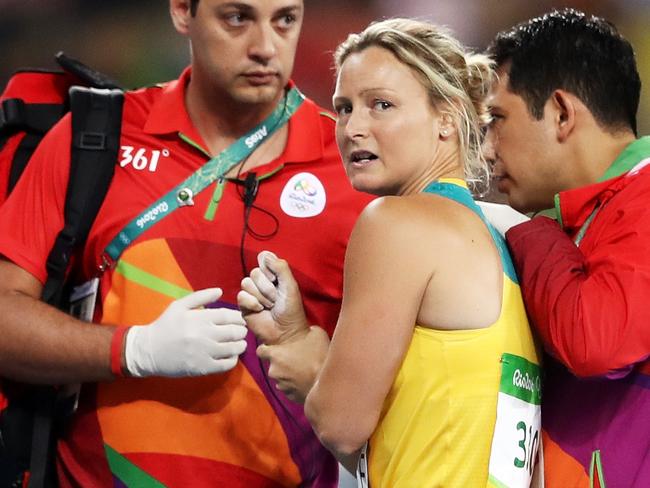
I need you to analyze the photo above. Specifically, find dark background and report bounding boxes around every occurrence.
[1,0,647,132]
[1,0,648,201]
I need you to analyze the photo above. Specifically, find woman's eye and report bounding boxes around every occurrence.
[335,105,352,116]
[373,100,392,111]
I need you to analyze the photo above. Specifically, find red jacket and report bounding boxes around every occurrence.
[506,136,650,487]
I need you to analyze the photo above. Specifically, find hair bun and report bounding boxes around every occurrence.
[464,53,495,127]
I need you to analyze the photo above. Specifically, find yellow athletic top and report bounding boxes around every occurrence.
[367,180,540,487]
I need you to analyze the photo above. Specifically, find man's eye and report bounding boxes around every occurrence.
[277,14,297,29]
[488,114,504,126]
[224,12,247,26]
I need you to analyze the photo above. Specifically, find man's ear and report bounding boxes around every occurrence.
[170,0,193,35]
[550,89,576,143]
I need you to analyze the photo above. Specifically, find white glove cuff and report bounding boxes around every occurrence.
[124,325,149,378]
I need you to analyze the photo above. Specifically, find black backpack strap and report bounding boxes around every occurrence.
[55,52,122,90]
[1,100,67,196]
[0,99,65,134]
[29,87,123,488]
[25,387,56,488]
[41,86,123,305]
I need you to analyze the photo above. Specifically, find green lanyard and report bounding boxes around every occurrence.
[573,205,600,246]
[572,136,650,245]
[103,86,305,263]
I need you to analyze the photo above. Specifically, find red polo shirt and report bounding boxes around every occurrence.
[0,68,373,487]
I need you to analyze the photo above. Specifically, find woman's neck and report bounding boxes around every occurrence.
[399,151,465,196]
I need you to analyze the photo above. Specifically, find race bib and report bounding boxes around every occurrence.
[487,353,542,488]
[356,442,369,488]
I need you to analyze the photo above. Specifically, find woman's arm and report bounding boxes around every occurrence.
[304,196,439,457]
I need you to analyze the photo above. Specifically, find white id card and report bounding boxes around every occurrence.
[68,277,99,322]
[62,278,100,412]
[356,442,369,488]
[487,353,542,488]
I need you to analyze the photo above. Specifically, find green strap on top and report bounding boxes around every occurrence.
[423,180,518,284]
[559,136,650,238]
[104,87,305,263]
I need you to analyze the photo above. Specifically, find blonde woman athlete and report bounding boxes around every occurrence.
[238,18,541,488]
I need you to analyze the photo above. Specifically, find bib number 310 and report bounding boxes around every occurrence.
[514,420,539,474]
[488,354,542,487]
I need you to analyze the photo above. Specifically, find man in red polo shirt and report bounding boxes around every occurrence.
[0,0,372,486]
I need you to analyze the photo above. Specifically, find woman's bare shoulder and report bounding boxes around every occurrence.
[356,193,487,241]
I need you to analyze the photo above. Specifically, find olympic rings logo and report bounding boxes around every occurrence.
[293,179,318,196]
[292,201,310,211]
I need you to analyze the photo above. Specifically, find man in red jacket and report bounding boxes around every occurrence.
[483,8,650,488]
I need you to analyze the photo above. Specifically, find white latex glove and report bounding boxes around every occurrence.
[476,201,530,238]
[125,288,247,377]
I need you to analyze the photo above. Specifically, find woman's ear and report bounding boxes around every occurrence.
[438,111,456,140]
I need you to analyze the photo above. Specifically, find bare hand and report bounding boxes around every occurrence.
[238,251,310,345]
[257,326,330,403]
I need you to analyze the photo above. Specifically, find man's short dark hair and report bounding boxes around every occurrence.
[190,0,199,16]
[488,8,641,135]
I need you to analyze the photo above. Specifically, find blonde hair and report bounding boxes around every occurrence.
[335,18,494,187]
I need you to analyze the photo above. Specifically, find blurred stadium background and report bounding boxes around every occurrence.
[1,0,648,199]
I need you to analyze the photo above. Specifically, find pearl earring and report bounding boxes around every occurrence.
[441,129,449,137]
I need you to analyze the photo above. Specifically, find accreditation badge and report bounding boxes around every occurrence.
[487,353,542,488]
[356,442,369,488]
[68,277,100,321]
[63,278,100,412]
